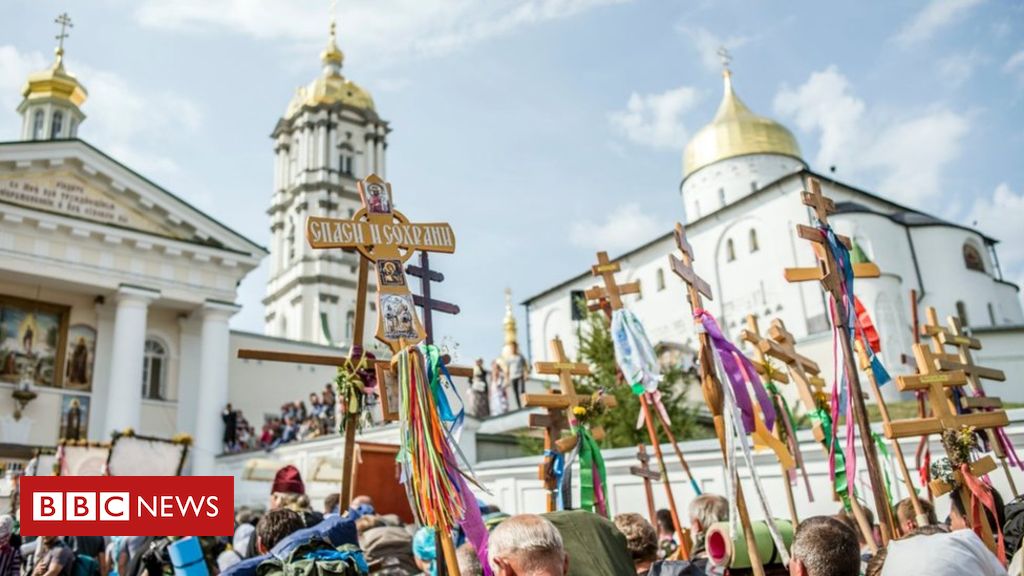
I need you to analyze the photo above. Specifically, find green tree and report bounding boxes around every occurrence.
[574,307,711,448]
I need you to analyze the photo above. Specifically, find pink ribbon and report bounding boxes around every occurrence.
[635,390,672,430]
[455,472,493,576]
[695,310,776,434]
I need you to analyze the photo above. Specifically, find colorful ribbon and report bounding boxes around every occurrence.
[543,449,567,509]
[611,309,662,396]
[961,463,1007,566]
[854,296,880,353]
[577,427,608,517]
[871,431,895,506]
[694,310,775,434]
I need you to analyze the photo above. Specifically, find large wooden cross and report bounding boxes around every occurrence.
[630,444,661,525]
[528,396,570,512]
[783,176,894,543]
[928,311,1018,495]
[406,252,461,346]
[585,251,640,311]
[307,174,455,350]
[668,223,765,575]
[755,319,829,442]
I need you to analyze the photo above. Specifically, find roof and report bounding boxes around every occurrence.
[523,167,1002,304]
[0,138,267,257]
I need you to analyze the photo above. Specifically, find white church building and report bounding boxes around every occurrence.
[523,66,1024,404]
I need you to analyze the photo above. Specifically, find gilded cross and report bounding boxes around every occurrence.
[54,13,73,53]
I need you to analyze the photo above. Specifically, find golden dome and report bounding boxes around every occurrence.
[20,48,88,108]
[284,20,374,118]
[503,288,518,346]
[683,70,801,177]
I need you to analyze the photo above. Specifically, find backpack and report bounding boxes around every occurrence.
[70,553,101,576]
[256,538,367,576]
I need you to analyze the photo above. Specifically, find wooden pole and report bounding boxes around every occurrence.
[848,497,879,553]
[640,395,690,560]
[773,395,800,527]
[835,320,894,545]
[339,257,370,512]
[648,399,700,497]
[635,444,658,526]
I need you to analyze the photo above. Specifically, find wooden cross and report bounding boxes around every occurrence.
[885,344,1008,439]
[307,174,455,350]
[741,315,799,525]
[756,319,829,442]
[406,252,461,346]
[783,177,894,544]
[630,444,661,525]
[585,251,641,311]
[668,222,765,575]
[527,397,570,512]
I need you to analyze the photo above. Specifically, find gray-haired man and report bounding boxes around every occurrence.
[488,514,569,576]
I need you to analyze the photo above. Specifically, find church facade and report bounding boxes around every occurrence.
[524,67,1024,403]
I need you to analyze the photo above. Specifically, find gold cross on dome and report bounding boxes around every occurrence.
[717,46,732,70]
[54,13,73,53]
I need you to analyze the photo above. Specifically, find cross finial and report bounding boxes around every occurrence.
[54,12,73,57]
[717,46,731,71]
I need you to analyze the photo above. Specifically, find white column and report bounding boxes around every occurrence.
[88,302,115,440]
[104,286,159,436]
[191,301,239,475]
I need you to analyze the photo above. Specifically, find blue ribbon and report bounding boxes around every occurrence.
[544,449,566,509]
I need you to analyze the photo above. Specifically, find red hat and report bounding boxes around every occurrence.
[272,465,305,495]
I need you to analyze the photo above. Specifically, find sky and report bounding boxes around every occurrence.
[2,0,1023,362]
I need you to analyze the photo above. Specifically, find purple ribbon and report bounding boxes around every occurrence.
[696,310,776,434]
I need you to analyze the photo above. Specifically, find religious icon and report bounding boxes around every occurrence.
[377,259,406,287]
[59,394,89,440]
[374,361,401,422]
[64,325,96,391]
[363,181,392,214]
[0,296,69,388]
[380,294,418,340]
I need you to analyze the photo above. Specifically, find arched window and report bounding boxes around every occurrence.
[142,338,168,400]
[749,229,759,253]
[963,243,985,272]
[32,110,45,140]
[956,301,969,327]
[656,269,666,291]
[50,111,64,139]
[726,239,736,262]
[345,310,355,340]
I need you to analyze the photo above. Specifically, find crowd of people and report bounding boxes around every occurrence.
[221,385,338,453]
[2,464,1022,576]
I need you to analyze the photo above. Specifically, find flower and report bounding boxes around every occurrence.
[572,406,588,417]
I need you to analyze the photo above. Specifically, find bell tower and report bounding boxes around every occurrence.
[18,13,87,141]
[263,17,390,346]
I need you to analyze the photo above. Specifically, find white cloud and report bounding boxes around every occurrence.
[608,86,699,149]
[134,0,630,63]
[676,25,751,72]
[937,50,984,86]
[893,0,985,46]
[966,183,1024,289]
[1005,50,1024,83]
[774,65,969,206]
[0,45,202,177]
[570,203,666,251]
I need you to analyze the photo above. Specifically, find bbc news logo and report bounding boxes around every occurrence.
[21,476,233,536]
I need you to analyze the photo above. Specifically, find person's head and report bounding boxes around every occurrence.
[0,515,12,547]
[42,535,60,546]
[788,516,860,576]
[351,495,373,509]
[613,513,658,573]
[655,509,674,537]
[323,493,340,515]
[255,508,304,554]
[456,543,483,576]
[688,494,728,538]
[834,504,875,547]
[488,514,568,576]
[270,465,305,509]
[413,526,437,575]
[949,486,1005,532]
[226,403,232,411]
[894,497,937,534]
[309,393,319,404]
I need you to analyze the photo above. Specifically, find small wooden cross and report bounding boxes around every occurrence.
[884,344,1009,439]
[738,316,796,468]
[585,251,641,311]
[406,252,461,346]
[307,174,456,350]
[669,224,713,307]
[756,319,829,442]
[630,444,661,524]
[528,397,570,512]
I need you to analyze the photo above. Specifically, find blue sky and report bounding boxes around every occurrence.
[2,0,1022,362]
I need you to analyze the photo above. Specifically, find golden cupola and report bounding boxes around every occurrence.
[683,68,802,177]
[19,13,88,141]
[284,20,375,119]
[503,288,518,347]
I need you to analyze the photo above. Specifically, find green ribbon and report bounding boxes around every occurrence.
[765,380,798,442]
[810,407,851,508]
[577,426,608,517]
[871,431,895,507]
[334,354,369,434]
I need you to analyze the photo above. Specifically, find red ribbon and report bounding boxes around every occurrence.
[960,463,1007,566]
[853,296,881,353]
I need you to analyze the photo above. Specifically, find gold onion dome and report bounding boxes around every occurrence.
[683,69,801,177]
[21,47,88,108]
[285,20,374,118]
[503,289,518,346]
